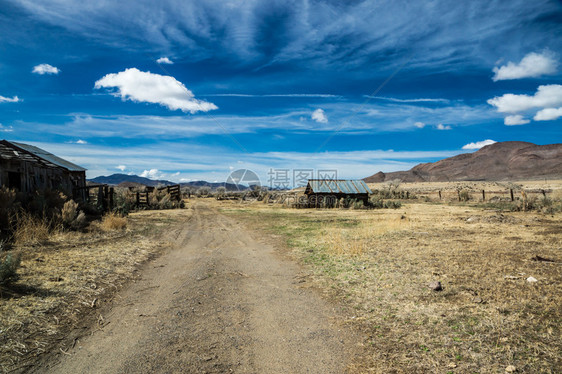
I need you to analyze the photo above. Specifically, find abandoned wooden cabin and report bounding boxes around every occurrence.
[304,179,372,206]
[0,140,87,199]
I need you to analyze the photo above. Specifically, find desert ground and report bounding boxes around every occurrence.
[1,181,561,373]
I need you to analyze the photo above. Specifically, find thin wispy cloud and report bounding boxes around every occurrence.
[25,140,463,182]
[14,1,559,72]
[94,68,217,113]
[366,96,450,104]
[492,51,558,81]
[0,95,21,103]
[203,93,342,98]
[0,124,14,132]
[32,63,60,75]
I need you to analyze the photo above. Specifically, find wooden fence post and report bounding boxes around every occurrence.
[136,192,140,206]
[457,190,461,202]
[109,187,114,210]
[482,190,485,201]
[510,189,514,201]
[438,191,442,200]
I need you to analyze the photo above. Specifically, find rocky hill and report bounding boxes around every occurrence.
[364,142,562,182]
[88,173,245,190]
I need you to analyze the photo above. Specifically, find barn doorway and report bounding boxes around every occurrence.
[7,171,22,190]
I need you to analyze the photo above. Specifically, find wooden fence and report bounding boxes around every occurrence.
[74,184,114,211]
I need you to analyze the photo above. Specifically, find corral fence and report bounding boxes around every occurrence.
[74,184,114,211]
[423,188,553,202]
[132,184,182,208]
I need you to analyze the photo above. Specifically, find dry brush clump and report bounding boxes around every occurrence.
[100,212,128,231]
[12,211,53,246]
[61,200,87,230]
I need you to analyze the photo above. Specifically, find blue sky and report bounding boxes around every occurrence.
[1,0,561,185]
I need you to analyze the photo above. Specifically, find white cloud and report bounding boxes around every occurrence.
[311,108,328,123]
[156,57,173,64]
[414,122,425,128]
[32,63,60,75]
[367,96,450,104]
[94,68,218,113]
[487,85,562,113]
[462,139,497,150]
[0,95,21,103]
[504,115,530,125]
[140,168,165,179]
[76,139,87,144]
[436,123,451,130]
[116,165,127,171]
[492,51,558,81]
[0,124,14,132]
[204,93,341,98]
[534,107,562,121]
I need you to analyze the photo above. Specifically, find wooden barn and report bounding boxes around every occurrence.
[0,140,87,198]
[304,179,372,206]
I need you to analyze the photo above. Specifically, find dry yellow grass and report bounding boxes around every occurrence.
[99,212,128,231]
[12,212,53,246]
[0,208,192,372]
[219,198,561,373]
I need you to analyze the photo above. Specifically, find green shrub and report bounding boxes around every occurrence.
[383,200,402,209]
[458,189,471,202]
[0,251,21,286]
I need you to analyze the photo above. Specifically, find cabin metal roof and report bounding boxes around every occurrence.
[0,140,86,172]
[305,179,372,194]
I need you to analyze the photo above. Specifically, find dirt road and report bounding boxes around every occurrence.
[33,202,358,373]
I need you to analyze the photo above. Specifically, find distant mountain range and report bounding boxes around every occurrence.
[88,173,246,191]
[364,141,562,183]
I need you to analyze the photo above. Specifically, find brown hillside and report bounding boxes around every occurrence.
[364,141,562,182]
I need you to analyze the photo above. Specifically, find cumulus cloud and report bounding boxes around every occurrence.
[504,115,530,125]
[534,107,562,121]
[156,57,173,64]
[94,68,217,113]
[0,95,21,103]
[311,108,328,123]
[116,165,127,171]
[436,123,451,130]
[414,122,425,128]
[76,139,87,144]
[32,63,60,75]
[140,168,165,179]
[492,51,558,81]
[462,139,497,150]
[487,84,562,113]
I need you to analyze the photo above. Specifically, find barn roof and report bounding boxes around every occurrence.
[0,140,86,172]
[305,179,372,194]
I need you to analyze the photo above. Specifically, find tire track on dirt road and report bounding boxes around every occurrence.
[32,202,360,373]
